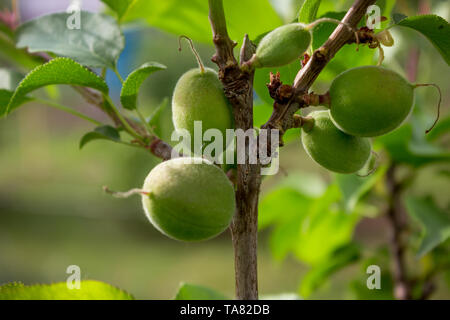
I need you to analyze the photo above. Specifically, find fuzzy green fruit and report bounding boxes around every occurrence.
[172,68,233,154]
[141,157,235,241]
[252,23,311,68]
[301,111,372,174]
[329,66,414,137]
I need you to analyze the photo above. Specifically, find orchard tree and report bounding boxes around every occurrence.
[0,0,448,300]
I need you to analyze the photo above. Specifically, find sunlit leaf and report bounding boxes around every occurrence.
[101,0,135,20]
[174,283,228,300]
[259,187,311,231]
[16,11,124,69]
[123,0,282,44]
[298,0,322,24]
[405,196,450,257]
[121,62,167,110]
[0,280,133,300]
[293,185,360,265]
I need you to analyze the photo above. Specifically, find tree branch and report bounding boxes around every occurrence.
[208,0,377,300]
[262,0,376,142]
[209,0,261,300]
[74,87,176,161]
[385,164,412,300]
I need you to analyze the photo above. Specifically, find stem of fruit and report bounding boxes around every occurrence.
[136,108,155,137]
[306,18,360,50]
[413,83,442,134]
[301,92,331,107]
[293,115,314,131]
[35,99,102,126]
[114,67,125,84]
[209,0,260,300]
[179,35,206,73]
[103,95,144,142]
[103,186,150,198]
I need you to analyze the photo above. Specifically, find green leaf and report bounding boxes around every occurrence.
[0,69,32,117]
[259,187,313,230]
[174,283,228,300]
[123,0,282,44]
[335,165,388,213]
[6,58,108,115]
[120,62,167,110]
[298,0,322,24]
[300,244,360,297]
[16,11,124,69]
[79,125,121,149]
[0,89,32,117]
[261,181,360,265]
[394,15,450,65]
[405,196,450,257]
[293,185,360,265]
[0,280,133,300]
[101,0,135,20]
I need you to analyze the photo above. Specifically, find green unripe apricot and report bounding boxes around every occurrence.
[252,23,311,68]
[141,157,235,241]
[172,67,233,153]
[301,111,372,174]
[329,66,414,137]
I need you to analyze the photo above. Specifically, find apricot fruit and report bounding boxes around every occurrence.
[172,68,233,154]
[251,23,311,68]
[329,66,414,137]
[172,37,233,155]
[141,157,235,241]
[301,111,372,174]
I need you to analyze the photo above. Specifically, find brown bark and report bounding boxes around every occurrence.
[208,0,376,300]
[209,0,261,300]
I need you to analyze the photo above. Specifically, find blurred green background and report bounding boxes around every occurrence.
[0,0,449,299]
